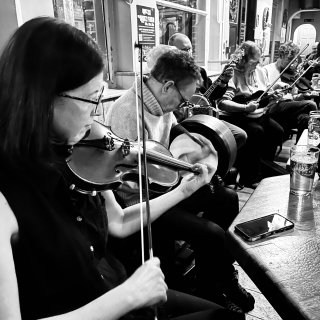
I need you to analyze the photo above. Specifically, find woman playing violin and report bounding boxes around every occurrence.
[218,41,284,188]
[0,17,245,320]
[262,41,317,142]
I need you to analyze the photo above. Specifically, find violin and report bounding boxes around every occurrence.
[65,120,217,195]
[281,68,313,92]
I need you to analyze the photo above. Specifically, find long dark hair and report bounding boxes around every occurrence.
[0,17,104,162]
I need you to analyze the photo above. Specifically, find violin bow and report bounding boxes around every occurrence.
[134,43,158,320]
[255,44,309,103]
[290,57,320,88]
[134,43,154,262]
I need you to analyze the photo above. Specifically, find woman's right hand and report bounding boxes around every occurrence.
[122,257,168,309]
[245,101,259,113]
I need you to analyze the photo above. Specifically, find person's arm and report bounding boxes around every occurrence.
[218,84,258,114]
[0,193,20,320]
[0,192,167,320]
[202,65,234,103]
[210,85,227,102]
[104,161,215,238]
[219,99,258,113]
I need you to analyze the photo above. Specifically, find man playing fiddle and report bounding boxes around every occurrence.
[262,41,317,141]
[302,42,320,81]
[105,48,255,315]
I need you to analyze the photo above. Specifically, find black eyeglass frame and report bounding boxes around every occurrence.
[58,86,105,114]
[180,47,192,53]
[173,83,190,109]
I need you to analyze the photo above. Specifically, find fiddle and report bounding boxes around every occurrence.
[65,120,217,195]
[281,67,313,92]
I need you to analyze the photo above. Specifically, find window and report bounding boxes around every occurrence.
[52,0,110,79]
[157,0,207,65]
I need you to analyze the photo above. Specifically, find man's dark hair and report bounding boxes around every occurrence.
[150,50,200,87]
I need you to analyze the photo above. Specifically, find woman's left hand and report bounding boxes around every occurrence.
[220,63,235,84]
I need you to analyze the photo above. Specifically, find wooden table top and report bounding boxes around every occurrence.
[227,174,320,320]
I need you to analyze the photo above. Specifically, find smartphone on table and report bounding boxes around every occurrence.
[234,213,294,242]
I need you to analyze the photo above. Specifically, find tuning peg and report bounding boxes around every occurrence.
[121,138,131,157]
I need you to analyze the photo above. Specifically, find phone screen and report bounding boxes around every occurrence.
[235,213,294,240]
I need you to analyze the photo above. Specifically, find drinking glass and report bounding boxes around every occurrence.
[308,110,320,147]
[289,145,319,196]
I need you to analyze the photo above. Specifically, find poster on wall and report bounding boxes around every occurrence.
[136,5,156,61]
[229,0,239,24]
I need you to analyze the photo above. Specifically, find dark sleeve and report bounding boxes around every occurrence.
[199,67,228,105]
[199,67,212,93]
[210,85,227,101]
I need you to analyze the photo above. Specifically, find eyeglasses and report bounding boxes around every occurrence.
[58,86,105,115]
[247,59,260,66]
[180,47,192,53]
[174,84,189,109]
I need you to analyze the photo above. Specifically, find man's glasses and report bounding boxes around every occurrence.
[180,47,192,53]
[58,86,105,115]
[174,84,190,109]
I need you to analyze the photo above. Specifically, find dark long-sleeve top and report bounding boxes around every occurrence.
[198,67,227,107]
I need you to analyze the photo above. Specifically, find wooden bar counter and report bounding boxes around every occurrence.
[227,174,320,320]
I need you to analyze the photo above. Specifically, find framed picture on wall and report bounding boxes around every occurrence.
[230,0,239,24]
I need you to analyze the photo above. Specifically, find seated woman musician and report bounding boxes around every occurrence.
[218,41,284,189]
[0,17,246,320]
[105,48,255,314]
